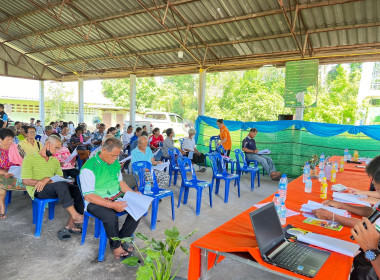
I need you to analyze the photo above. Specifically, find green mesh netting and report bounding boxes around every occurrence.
[196,121,380,178]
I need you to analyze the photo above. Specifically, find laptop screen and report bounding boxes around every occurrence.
[249,202,285,257]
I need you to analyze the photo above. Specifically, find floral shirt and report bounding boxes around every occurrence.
[53,146,75,170]
[0,148,11,171]
[92,132,106,148]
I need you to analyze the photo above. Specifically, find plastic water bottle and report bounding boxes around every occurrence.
[303,162,310,183]
[273,193,281,213]
[320,177,328,199]
[319,153,325,169]
[344,148,349,161]
[280,202,286,225]
[353,150,359,161]
[305,177,312,193]
[144,182,152,195]
[278,174,288,203]
[331,166,337,183]
[318,168,325,182]
[339,158,345,172]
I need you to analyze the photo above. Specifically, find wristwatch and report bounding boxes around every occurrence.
[365,249,380,261]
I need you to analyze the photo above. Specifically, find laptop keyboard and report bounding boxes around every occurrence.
[273,242,313,267]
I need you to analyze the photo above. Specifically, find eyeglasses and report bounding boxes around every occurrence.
[27,131,36,134]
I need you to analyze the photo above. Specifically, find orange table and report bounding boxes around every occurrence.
[188,164,371,280]
[330,155,368,173]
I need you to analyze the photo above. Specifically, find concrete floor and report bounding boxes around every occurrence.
[0,169,290,280]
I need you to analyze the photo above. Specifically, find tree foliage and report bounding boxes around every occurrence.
[102,63,362,124]
[45,83,75,124]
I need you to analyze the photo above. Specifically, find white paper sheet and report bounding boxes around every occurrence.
[257,149,271,155]
[188,151,194,160]
[119,155,132,163]
[153,162,170,171]
[117,192,154,221]
[153,148,161,156]
[301,200,351,217]
[253,202,270,208]
[50,175,72,183]
[8,166,22,180]
[63,148,77,165]
[83,138,92,145]
[332,192,371,207]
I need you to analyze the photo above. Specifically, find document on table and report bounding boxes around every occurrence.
[254,202,300,217]
[332,192,371,207]
[297,232,360,257]
[50,175,72,183]
[63,148,77,165]
[119,156,132,163]
[301,200,351,217]
[117,192,154,221]
[257,149,271,155]
[153,148,161,156]
[153,162,170,171]
[8,166,22,180]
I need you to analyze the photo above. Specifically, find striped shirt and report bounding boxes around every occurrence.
[21,152,63,198]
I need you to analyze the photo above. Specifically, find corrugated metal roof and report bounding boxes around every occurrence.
[0,0,379,81]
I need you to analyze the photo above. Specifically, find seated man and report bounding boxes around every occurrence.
[80,138,141,259]
[130,131,148,152]
[92,123,106,149]
[89,134,114,158]
[40,125,53,145]
[182,128,206,172]
[22,135,83,237]
[162,128,185,158]
[242,128,281,181]
[122,125,133,147]
[129,127,142,148]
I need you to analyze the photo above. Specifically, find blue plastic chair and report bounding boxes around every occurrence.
[31,197,59,237]
[177,157,212,215]
[77,176,127,262]
[168,148,182,186]
[4,190,11,213]
[235,149,260,191]
[209,153,240,203]
[216,145,236,174]
[178,138,185,149]
[132,161,175,230]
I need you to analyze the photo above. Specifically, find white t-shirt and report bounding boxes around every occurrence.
[122,132,134,146]
[40,134,48,145]
[182,137,196,151]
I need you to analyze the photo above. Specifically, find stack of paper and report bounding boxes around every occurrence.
[117,192,154,221]
[300,200,351,217]
[50,175,72,183]
[8,166,22,180]
[258,149,271,155]
[332,192,371,207]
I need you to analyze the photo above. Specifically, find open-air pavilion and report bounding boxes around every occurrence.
[1,0,380,279]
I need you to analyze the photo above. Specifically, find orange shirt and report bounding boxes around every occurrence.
[219,124,231,150]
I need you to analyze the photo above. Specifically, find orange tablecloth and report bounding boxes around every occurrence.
[188,166,371,280]
[330,155,367,173]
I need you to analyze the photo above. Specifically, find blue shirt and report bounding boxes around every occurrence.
[130,139,138,151]
[242,136,257,151]
[131,147,153,165]
[130,135,138,145]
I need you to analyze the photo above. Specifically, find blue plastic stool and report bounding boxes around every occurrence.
[5,191,11,213]
[81,211,127,262]
[31,198,59,237]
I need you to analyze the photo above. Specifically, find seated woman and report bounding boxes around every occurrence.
[182,128,206,172]
[107,127,117,136]
[161,128,185,158]
[70,126,91,164]
[18,126,42,158]
[149,128,164,161]
[59,125,71,148]
[0,128,26,219]
[131,136,169,188]
[17,125,28,141]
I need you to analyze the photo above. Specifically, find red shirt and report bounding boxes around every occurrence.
[149,134,164,149]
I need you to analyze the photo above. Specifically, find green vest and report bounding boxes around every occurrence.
[81,151,121,198]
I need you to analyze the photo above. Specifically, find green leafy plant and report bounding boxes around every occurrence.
[113,227,197,280]
[308,155,319,170]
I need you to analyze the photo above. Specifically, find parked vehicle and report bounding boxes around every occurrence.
[125,112,189,138]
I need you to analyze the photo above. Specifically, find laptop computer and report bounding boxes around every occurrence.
[249,202,331,278]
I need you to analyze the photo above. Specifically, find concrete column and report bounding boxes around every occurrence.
[39,80,45,126]
[295,107,304,120]
[78,78,84,124]
[130,74,137,127]
[198,68,206,116]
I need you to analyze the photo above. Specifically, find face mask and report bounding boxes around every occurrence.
[46,150,53,157]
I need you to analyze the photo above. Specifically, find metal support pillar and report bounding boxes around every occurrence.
[130,74,137,127]
[198,69,206,116]
[39,80,45,126]
[78,78,84,124]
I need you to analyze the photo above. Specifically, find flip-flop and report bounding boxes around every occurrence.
[0,213,7,220]
[121,242,135,253]
[66,227,82,235]
[74,222,83,229]
[57,228,71,241]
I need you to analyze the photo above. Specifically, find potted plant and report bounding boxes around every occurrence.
[114,227,197,280]
[308,155,319,178]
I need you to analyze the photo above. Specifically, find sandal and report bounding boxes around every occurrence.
[57,228,71,241]
[121,242,135,253]
[66,227,82,235]
[0,213,7,220]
